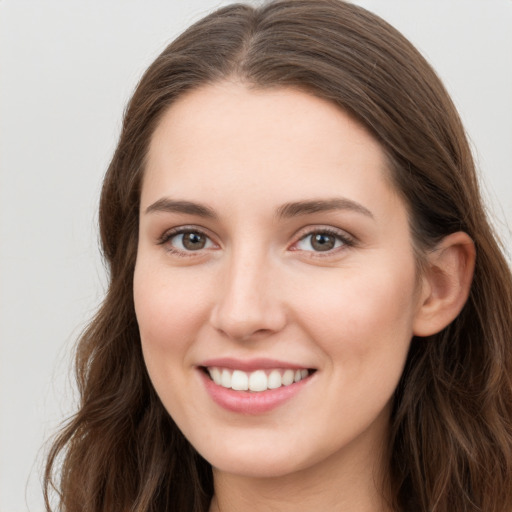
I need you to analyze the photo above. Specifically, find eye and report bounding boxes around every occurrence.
[160,228,216,253]
[294,229,352,253]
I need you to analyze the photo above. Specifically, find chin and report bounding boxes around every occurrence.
[209,454,309,479]
[193,434,330,480]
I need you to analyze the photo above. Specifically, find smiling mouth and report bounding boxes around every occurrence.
[202,367,316,392]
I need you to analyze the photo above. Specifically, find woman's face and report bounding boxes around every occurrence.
[134,83,424,479]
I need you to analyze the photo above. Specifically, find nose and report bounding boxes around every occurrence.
[209,248,287,341]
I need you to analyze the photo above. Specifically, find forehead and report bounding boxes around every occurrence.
[142,82,400,217]
[148,82,382,162]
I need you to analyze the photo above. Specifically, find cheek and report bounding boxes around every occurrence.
[295,264,417,437]
[133,262,219,435]
[134,262,207,342]
[133,263,204,379]
[133,264,209,426]
[296,260,418,366]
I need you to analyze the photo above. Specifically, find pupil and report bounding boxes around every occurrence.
[183,232,205,250]
[312,233,335,251]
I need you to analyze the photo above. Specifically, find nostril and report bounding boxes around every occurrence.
[208,285,287,341]
[214,325,279,343]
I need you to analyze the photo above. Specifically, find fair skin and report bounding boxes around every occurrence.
[133,82,474,511]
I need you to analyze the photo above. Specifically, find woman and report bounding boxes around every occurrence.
[44,1,512,511]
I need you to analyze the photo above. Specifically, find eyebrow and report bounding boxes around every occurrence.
[275,198,374,219]
[145,198,217,218]
[144,197,373,220]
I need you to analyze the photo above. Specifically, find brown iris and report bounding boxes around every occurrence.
[310,233,336,251]
[182,232,207,250]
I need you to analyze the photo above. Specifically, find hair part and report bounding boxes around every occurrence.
[45,1,512,511]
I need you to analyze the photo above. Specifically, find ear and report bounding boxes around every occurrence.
[413,232,475,337]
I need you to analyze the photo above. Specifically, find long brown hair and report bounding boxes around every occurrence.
[44,1,512,511]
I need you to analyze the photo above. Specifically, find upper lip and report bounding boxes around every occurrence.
[198,357,313,372]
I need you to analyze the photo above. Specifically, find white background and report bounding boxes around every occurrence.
[1,1,511,511]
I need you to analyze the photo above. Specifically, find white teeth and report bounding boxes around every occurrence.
[267,369,282,389]
[210,367,222,385]
[282,369,295,386]
[231,370,249,390]
[221,369,231,388]
[248,370,267,392]
[207,367,311,392]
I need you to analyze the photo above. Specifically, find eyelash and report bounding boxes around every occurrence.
[292,227,355,256]
[157,226,355,257]
[158,226,217,257]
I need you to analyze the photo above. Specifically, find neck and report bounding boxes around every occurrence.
[209,420,393,512]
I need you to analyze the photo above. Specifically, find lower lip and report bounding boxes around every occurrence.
[199,370,313,414]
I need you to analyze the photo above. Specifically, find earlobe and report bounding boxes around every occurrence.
[413,232,476,337]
